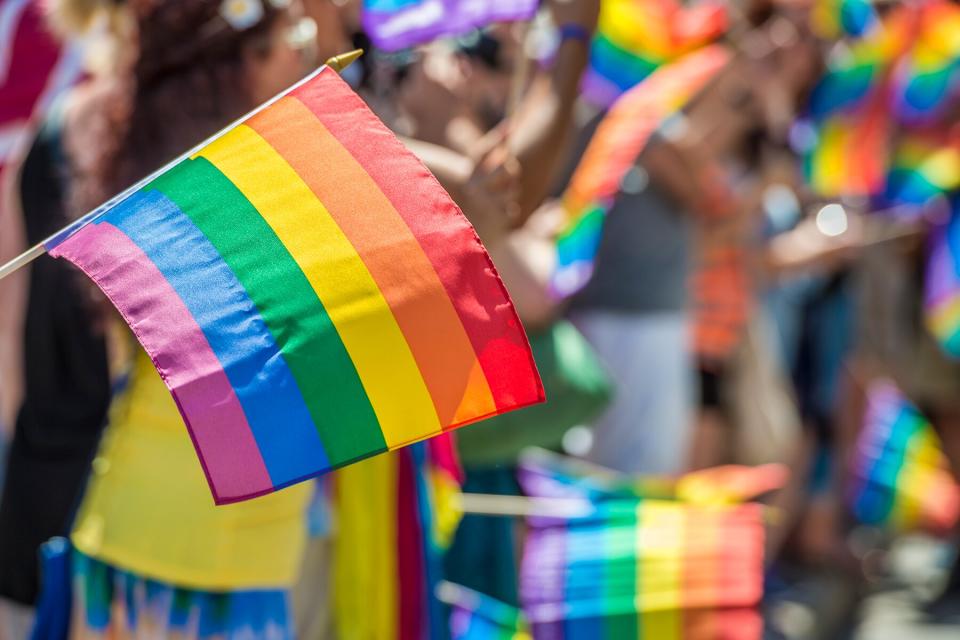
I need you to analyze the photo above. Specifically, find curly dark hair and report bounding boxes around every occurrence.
[72,0,283,214]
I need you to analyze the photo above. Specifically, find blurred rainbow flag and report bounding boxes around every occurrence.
[926,202,960,358]
[884,136,960,205]
[849,380,960,533]
[554,45,731,298]
[362,0,539,52]
[582,0,727,107]
[516,453,770,639]
[810,0,878,38]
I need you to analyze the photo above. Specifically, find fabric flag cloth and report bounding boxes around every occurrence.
[582,0,727,108]
[332,436,463,640]
[810,0,878,38]
[926,201,960,357]
[445,583,532,640]
[362,0,539,52]
[553,45,731,298]
[47,67,544,504]
[848,379,960,534]
[517,458,766,640]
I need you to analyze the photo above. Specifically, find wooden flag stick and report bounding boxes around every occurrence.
[0,49,364,283]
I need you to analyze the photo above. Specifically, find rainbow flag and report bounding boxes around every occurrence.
[884,136,960,205]
[583,0,727,107]
[891,0,960,123]
[810,0,877,38]
[849,380,960,533]
[520,500,765,640]
[925,204,960,357]
[46,68,543,504]
[445,584,532,640]
[554,45,731,298]
[362,0,539,52]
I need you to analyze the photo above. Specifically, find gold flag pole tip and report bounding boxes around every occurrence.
[325,49,364,73]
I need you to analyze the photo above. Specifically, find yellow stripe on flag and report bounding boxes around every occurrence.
[199,125,442,447]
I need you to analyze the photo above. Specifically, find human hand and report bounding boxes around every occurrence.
[462,143,522,243]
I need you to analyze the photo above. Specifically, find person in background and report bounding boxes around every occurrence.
[0,1,123,635]
[9,1,328,637]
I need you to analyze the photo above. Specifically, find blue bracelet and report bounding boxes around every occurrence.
[558,24,591,46]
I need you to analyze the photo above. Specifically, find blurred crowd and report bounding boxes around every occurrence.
[2,0,960,638]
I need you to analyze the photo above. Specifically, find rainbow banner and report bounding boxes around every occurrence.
[849,380,960,533]
[362,0,539,52]
[445,583,532,640]
[554,45,731,298]
[926,203,960,358]
[47,68,543,504]
[583,0,727,107]
[520,500,765,640]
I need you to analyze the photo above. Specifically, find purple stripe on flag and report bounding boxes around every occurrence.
[49,220,273,503]
[363,0,539,51]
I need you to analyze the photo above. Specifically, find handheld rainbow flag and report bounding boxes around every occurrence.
[517,454,768,640]
[849,380,960,533]
[46,66,543,504]
[554,45,731,298]
[884,136,960,205]
[519,500,765,640]
[443,583,532,640]
[810,0,877,38]
[925,203,960,358]
[582,0,727,107]
[362,0,539,52]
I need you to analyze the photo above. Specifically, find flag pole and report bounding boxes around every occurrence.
[0,49,364,283]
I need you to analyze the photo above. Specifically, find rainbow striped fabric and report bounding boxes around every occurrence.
[849,380,960,533]
[810,0,877,38]
[446,584,532,640]
[926,203,960,358]
[334,436,463,640]
[47,68,543,504]
[517,453,767,640]
[520,500,765,639]
[362,0,539,52]
[554,45,731,298]
[583,0,727,107]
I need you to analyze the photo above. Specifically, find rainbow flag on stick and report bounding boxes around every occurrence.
[849,380,960,533]
[47,67,543,504]
[583,0,727,107]
[362,0,539,52]
[554,45,730,298]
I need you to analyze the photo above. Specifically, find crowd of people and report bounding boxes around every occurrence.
[1,0,960,638]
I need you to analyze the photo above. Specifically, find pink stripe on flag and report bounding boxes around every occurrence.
[50,221,273,502]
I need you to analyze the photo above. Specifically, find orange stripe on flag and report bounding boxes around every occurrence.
[248,97,498,426]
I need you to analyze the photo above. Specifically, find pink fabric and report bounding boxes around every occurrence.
[50,222,273,502]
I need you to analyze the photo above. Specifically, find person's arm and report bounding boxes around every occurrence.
[473,0,600,223]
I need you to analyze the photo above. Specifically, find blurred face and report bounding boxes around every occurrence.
[246,1,316,103]
[302,0,352,62]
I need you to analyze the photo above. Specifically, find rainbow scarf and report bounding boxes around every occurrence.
[362,0,539,52]
[333,436,463,640]
[582,0,727,107]
[925,203,960,358]
[849,380,960,533]
[520,501,765,639]
[554,45,731,298]
[47,68,542,504]
[447,584,532,640]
